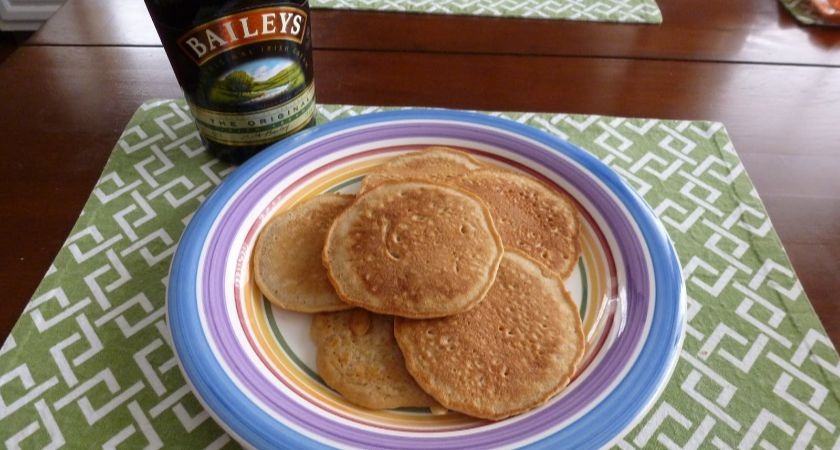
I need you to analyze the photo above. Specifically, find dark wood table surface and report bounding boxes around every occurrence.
[1,0,839,348]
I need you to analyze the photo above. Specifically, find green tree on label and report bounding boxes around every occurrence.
[223,70,255,95]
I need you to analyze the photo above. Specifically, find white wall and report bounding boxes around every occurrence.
[0,0,65,31]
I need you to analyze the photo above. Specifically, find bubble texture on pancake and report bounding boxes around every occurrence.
[455,169,581,278]
[323,181,503,318]
[394,251,585,421]
[310,309,440,410]
[254,194,354,313]
[359,147,481,194]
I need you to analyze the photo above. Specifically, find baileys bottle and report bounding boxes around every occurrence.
[144,0,316,164]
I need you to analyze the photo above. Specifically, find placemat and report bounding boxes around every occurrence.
[1,101,838,449]
[311,0,663,24]
[779,0,840,26]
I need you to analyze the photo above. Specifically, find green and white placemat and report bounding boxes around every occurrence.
[1,101,839,449]
[779,0,840,26]
[311,0,663,23]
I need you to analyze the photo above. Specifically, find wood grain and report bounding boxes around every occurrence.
[27,0,840,66]
[0,45,838,346]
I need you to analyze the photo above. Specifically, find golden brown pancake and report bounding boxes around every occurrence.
[454,168,581,278]
[310,309,441,410]
[358,147,482,194]
[254,194,354,313]
[323,181,503,318]
[394,250,585,421]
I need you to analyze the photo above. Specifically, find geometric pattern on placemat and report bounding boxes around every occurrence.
[0,100,236,450]
[778,0,840,26]
[0,100,838,449]
[311,0,663,23]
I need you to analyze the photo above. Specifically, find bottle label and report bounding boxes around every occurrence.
[169,3,316,149]
[178,6,308,66]
[188,82,315,145]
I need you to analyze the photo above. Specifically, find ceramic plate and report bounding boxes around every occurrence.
[167,109,685,449]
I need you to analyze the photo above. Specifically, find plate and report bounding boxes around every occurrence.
[167,109,685,449]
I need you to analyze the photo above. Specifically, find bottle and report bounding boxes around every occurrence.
[144,0,316,164]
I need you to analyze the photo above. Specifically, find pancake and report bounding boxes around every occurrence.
[358,147,482,194]
[254,194,354,313]
[323,181,503,318]
[454,168,581,278]
[310,309,441,410]
[394,250,585,421]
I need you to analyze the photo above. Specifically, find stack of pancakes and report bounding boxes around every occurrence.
[254,147,585,421]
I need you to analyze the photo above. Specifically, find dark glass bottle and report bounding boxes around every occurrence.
[144,0,316,164]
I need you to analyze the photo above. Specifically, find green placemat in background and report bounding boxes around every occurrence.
[311,0,663,23]
[1,101,839,448]
[779,0,840,26]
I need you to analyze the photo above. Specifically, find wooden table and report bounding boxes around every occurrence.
[2,0,839,349]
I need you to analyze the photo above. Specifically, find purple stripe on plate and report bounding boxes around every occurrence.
[201,120,651,449]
